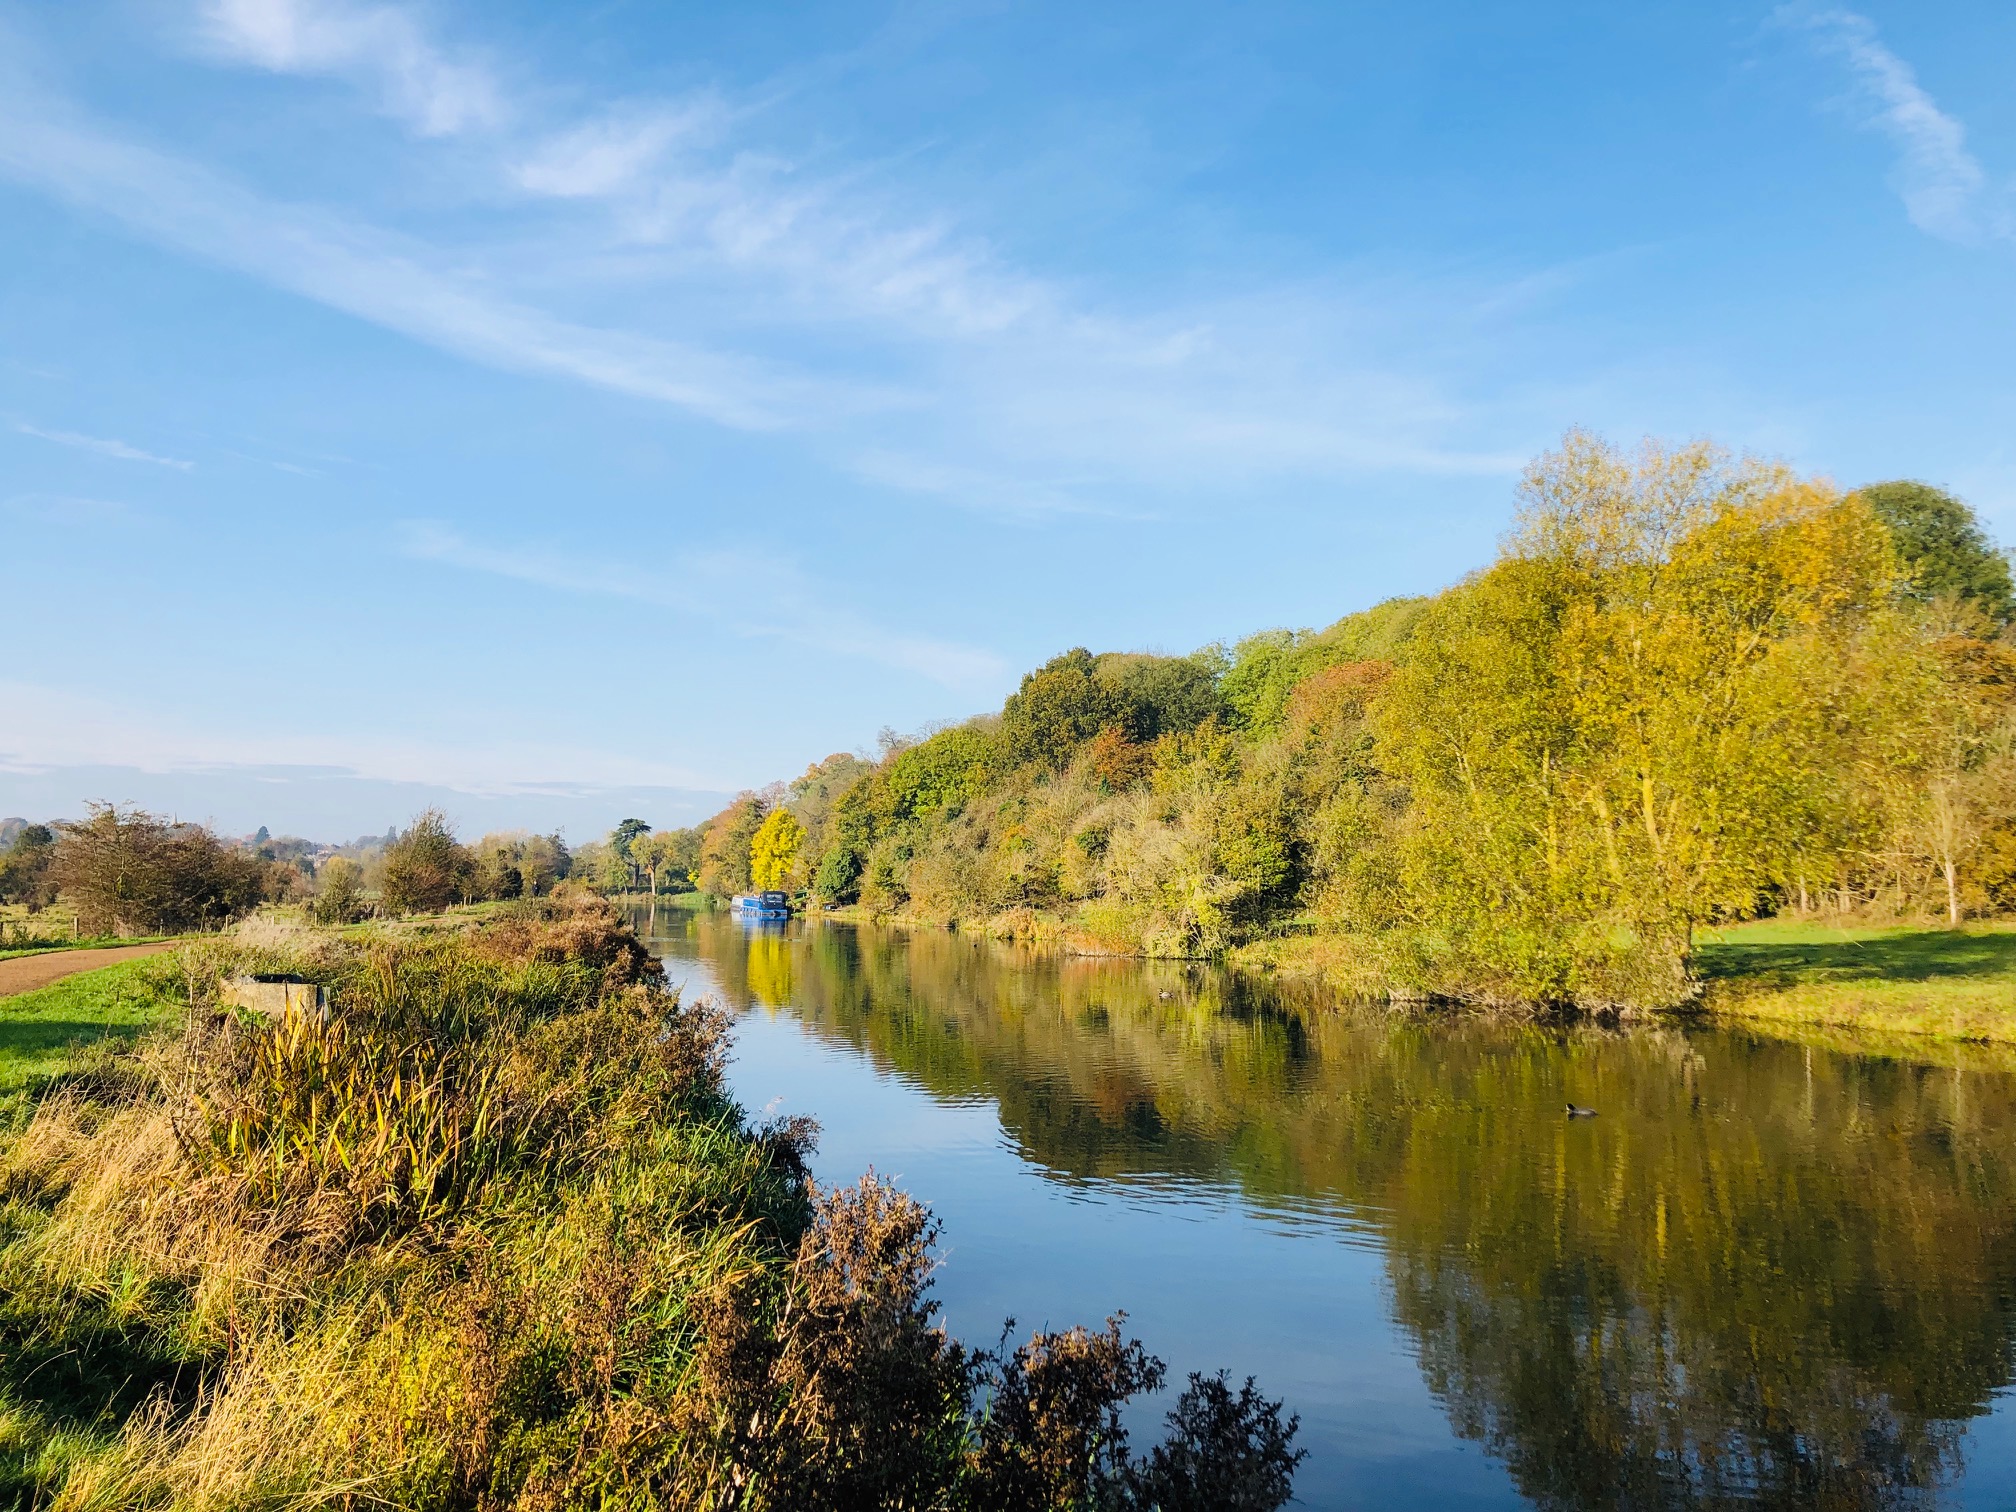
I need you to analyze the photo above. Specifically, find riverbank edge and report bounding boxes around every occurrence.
[808,905,2016,1050]
[0,904,792,1497]
[1686,981,2016,1046]
[1235,923,2016,1047]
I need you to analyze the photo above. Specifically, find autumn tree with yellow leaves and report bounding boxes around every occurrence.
[750,807,808,892]
[1336,432,1937,1004]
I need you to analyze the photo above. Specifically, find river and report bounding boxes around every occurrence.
[640,909,2016,1510]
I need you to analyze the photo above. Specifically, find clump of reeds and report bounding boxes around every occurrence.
[1,893,1301,1511]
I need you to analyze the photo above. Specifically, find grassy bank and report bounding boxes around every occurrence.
[1228,919,2016,1043]
[0,959,180,1119]
[0,897,1299,1511]
[1691,918,2016,1042]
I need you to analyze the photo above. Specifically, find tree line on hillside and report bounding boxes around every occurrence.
[665,432,2016,1009]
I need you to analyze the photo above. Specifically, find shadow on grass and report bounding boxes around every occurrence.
[1694,931,2016,987]
[0,1019,148,1062]
[0,1310,208,1436]
[0,1289,212,1507]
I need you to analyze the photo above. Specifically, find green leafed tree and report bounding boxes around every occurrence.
[308,856,369,924]
[0,823,57,909]
[1000,648,1117,769]
[608,818,651,888]
[1852,480,2015,628]
[699,795,768,897]
[1362,431,1920,1005]
[379,809,475,915]
[49,804,267,934]
[631,829,697,895]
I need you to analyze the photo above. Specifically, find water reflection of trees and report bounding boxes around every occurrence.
[672,918,2016,1510]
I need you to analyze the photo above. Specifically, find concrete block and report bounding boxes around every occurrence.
[222,974,328,1021]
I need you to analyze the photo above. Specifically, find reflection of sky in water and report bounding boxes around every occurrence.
[726,1003,1512,1510]
[655,921,1508,1507]
[643,913,2016,1512]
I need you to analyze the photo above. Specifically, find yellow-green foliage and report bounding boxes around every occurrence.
[699,430,2014,1009]
[698,794,767,897]
[748,808,806,892]
[0,898,764,1508]
[1351,435,1925,1005]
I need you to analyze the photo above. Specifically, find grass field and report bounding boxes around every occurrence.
[1693,918,2016,1042]
[0,902,177,960]
[0,958,180,1113]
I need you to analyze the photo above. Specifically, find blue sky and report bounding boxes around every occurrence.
[4,0,2013,841]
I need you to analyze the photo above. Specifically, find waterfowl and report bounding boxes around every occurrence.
[1565,1103,1598,1118]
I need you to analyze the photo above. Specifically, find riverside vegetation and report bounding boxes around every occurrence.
[0,896,1304,1511]
[646,434,2016,1020]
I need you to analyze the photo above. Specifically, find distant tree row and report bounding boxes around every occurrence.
[368,813,575,915]
[0,805,586,933]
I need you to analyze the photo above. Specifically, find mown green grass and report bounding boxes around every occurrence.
[1693,919,2016,1042]
[0,959,181,1109]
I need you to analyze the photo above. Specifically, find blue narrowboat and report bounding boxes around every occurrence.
[731,890,793,919]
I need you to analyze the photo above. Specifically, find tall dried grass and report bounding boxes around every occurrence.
[1,895,1300,1511]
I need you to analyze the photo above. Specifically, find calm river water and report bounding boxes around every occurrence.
[640,910,2016,1511]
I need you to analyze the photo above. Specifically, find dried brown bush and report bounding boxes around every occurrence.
[50,803,266,934]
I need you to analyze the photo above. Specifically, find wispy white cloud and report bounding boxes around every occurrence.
[0,2,1544,526]
[1781,6,2007,245]
[0,83,868,431]
[0,678,724,796]
[513,103,724,199]
[399,520,1007,690]
[178,1,1533,478]
[16,421,194,469]
[195,1,1052,339]
[615,163,1055,339]
[198,0,502,136]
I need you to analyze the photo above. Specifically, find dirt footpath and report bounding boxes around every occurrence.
[0,943,176,998]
